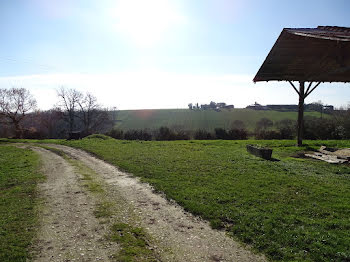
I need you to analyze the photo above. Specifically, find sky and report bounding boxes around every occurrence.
[0,0,349,110]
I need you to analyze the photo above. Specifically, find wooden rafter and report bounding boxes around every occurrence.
[305,82,321,98]
[304,82,313,96]
[288,81,299,95]
[254,26,350,147]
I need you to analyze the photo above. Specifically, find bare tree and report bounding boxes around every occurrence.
[56,87,82,133]
[56,88,115,136]
[0,87,37,138]
[78,95,115,135]
[36,108,65,138]
[77,92,99,135]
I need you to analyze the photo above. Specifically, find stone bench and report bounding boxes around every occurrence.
[246,144,272,160]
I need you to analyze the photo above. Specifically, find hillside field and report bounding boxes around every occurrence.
[114,108,323,131]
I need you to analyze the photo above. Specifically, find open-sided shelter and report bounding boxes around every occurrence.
[254,26,350,146]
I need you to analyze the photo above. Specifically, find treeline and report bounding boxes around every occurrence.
[105,112,350,141]
[0,87,116,139]
[2,87,350,141]
[0,109,115,139]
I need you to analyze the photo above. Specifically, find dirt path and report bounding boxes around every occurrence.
[30,147,118,262]
[33,144,266,262]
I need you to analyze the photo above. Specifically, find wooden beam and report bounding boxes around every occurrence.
[305,82,321,98]
[304,82,313,96]
[297,81,305,147]
[288,81,300,95]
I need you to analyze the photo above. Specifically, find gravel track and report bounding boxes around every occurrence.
[36,144,267,262]
[30,147,118,262]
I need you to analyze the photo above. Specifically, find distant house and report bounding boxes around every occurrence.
[216,102,226,108]
[323,105,334,112]
[305,103,322,112]
[246,102,334,112]
[246,102,267,110]
[190,101,234,110]
[200,104,211,110]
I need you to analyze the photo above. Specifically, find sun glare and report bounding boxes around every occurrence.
[112,0,185,46]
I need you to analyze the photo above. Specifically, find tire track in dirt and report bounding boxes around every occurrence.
[30,147,118,262]
[46,144,267,262]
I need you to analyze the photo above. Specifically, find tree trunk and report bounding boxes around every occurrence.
[14,121,22,139]
[69,112,74,133]
[297,81,305,147]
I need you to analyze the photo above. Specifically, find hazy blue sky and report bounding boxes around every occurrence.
[0,0,349,109]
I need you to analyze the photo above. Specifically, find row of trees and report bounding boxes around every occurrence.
[2,87,350,141]
[56,87,115,136]
[0,87,115,139]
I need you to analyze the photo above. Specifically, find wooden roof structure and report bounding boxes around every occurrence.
[254,26,350,146]
[254,26,350,83]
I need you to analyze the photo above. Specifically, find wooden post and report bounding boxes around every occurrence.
[297,81,305,146]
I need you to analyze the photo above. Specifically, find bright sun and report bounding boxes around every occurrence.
[112,0,185,46]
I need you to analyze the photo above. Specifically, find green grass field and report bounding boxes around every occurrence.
[115,108,323,131]
[0,145,43,262]
[56,137,350,261]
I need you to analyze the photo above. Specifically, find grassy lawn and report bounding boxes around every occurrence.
[0,145,43,262]
[52,138,350,261]
[2,138,350,261]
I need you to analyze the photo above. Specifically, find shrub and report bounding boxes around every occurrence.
[154,127,191,141]
[214,128,248,140]
[22,127,43,139]
[156,127,177,141]
[139,130,153,141]
[227,128,248,140]
[194,130,215,140]
[85,134,111,140]
[255,130,281,140]
[256,118,273,131]
[107,128,124,139]
[214,128,228,140]
[175,130,191,140]
[124,129,152,141]
[275,119,295,139]
[123,130,138,140]
[303,117,341,140]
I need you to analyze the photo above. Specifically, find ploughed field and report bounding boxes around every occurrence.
[55,137,350,261]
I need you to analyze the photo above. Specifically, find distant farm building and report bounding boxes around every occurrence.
[323,105,334,112]
[190,101,234,110]
[246,102,334,112]
[216,102,234,109]
[200,104,211,110]
[246,102,267,110]
[216,102,226,108]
